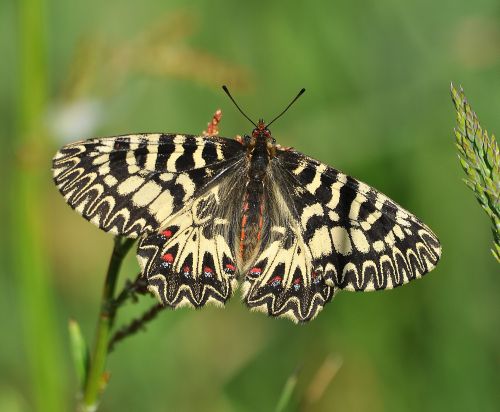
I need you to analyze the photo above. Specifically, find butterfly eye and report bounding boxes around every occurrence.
[271,138,276,144]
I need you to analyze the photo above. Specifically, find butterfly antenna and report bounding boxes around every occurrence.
[222,85,257,127]
[267,88,306,127]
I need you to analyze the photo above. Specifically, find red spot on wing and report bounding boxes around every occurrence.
[249,267,262,276]
[225,263,236,272]
[203,266,213,273]
[311,271,322,284]
[161,253,174,263]
[269,275,282,286]
[161,229,173,238]
[293,277,301,291]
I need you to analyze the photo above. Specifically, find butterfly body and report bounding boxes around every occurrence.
[239,119,275,263]
[53,117,441,322]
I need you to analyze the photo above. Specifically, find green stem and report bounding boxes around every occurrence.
[275,367,299,412]
[15,0,66,410]
[108,303,163,353]
[82,237,134,410]
[111,273,148,314]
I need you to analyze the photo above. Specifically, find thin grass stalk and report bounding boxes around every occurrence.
[14,0,65,410]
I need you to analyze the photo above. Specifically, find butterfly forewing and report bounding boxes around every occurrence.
[52,133,245,237]
[276,150,441,291]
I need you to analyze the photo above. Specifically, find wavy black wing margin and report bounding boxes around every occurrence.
[52,133,245,237]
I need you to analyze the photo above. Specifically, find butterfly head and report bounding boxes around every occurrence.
[246,119,276,156]
[251,119,273,141]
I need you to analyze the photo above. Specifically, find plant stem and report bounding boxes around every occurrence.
[108,303,163,353]
[275,367,299,412]
[15,0,65,410]
[110,273,149,314]
[82,236,135,410]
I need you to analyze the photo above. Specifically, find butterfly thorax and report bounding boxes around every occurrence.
[239,120,275,263]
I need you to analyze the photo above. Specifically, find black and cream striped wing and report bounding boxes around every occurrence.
[52,133,245,237]
[242,222,335,322]
[242,150,441,322]
[137,168,246,308]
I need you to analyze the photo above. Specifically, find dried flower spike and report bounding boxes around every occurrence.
[202,109,222,136]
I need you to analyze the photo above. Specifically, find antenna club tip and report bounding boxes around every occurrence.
[300,88,306,94]
[222,85,228,91]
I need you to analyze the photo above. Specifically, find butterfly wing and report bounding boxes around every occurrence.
[52,133,245,237]
[243,149,441,322]
[242,223,335,322]
[278,150,441,291]
[137,167,246,308]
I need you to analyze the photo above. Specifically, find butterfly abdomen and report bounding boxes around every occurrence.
[239,180,265,262]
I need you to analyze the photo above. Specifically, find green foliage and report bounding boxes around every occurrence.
[451,84,500,262]
[68,319,90,392]
[11,0,66,410]
[274,368,299,412]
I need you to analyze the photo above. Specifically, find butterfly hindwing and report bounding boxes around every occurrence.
[137,167,246,308]
[242,223,335,322]
[52,133,245,237]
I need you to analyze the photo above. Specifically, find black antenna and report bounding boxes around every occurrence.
[222,85,257,127]
[267,88,306,127]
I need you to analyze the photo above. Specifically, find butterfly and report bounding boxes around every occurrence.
[52,87,441,323]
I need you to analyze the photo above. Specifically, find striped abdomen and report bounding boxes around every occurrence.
[239,179,265,262]
[239,138,269,262]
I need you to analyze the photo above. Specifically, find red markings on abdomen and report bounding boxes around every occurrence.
[239,202,249,258]
[239,186,265,262]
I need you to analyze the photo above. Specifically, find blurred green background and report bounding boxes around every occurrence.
[1,0,499,411]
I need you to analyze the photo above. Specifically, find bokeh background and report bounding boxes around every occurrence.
[1,0,499,411]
